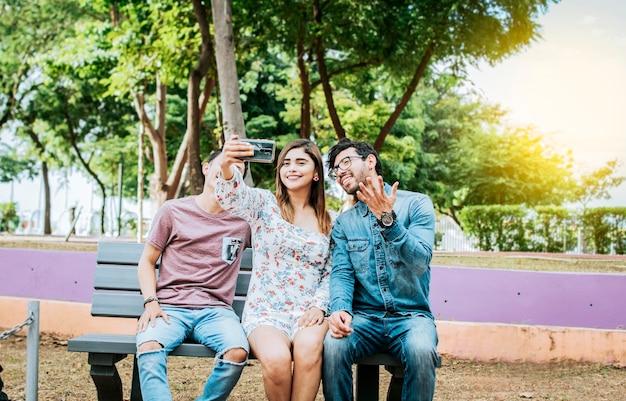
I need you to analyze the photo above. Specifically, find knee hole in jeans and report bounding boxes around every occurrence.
[138,340,163,353]
[222,347,248,364]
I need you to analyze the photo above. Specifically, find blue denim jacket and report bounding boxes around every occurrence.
[329,183,435,320]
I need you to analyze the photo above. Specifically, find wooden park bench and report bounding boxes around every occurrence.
[68,241,441,401]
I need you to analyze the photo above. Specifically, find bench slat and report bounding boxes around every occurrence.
[68,333,407,365]
[97,242,146,265]
[96,242,253,271]
[93,266,251,296]
[91,293,246,318]
[94,265,141,291]
[68,334,218,357]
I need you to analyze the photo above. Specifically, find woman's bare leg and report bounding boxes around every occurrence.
[248,325,293,401]
[291,321,328,401]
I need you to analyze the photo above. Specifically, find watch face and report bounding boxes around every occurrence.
[381,213,394,226]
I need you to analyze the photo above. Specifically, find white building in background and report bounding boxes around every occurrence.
[0,170,155,238]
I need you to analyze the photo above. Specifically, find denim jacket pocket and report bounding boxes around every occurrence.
[347,239,370,273]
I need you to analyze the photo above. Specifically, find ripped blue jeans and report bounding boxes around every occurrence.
[136,306,249,401]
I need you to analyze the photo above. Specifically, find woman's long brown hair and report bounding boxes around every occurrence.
[275,139,332,235]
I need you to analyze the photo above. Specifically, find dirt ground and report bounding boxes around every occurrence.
[1,331,625,401]
[1,235,626,400]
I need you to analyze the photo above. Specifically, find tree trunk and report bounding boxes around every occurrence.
[134,80,170,207]
[24,127,52,234]
[374,41,435,152]
[296,26,311,138]
[62,106,108,234]
[313,0,345,140]
[188,0,217,194]
[41,161,51,235]
[211,0,245,141]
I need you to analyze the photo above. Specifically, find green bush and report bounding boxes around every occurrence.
[0,202,20,233]
[459,205,528,251]
[529,206,577,253]
[581,207,626,255]
[458,205,625,254]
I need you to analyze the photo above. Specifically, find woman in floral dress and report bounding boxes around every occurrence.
[215,136,333,401]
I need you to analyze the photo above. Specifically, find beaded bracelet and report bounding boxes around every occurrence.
[143,296,160,307]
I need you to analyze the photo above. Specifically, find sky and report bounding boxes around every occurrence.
[466,0,626,206]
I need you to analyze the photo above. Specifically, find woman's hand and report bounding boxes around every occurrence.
[299,306,326,329]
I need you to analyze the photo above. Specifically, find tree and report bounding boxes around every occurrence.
[448,125,574,218]
[34,39,138,234]
[0,143,36,182]
[572,160,625,209]
[236,0,559,152]
[99,0,220,206]
[357,71,578,224]
[211,0,245,142]
[0,0,91,233]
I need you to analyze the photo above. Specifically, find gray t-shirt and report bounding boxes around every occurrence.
[147,196,251,309]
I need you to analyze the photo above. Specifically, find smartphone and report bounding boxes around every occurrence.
[239,139,276,163]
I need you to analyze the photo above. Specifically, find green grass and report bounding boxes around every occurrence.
[1,234,625,274]
[433,252,626,273]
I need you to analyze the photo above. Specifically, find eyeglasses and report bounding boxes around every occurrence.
[328,155,365,180]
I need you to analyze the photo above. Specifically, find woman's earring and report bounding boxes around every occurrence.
[313,175,319,181]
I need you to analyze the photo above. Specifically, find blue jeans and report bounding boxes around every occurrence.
[322,312,438,401]
[136,306,249,401]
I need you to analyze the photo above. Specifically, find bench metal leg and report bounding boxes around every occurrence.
[356,364,379,401]
[385,365,403,401]
[130,356,143,401]
[384,354,442,401]
[87,353,128,401]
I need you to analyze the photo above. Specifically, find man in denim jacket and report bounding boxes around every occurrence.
[323,138,439,401]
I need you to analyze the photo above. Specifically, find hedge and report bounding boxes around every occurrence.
[458,205,626,254]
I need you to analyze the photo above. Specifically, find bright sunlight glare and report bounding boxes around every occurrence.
[467,0,626,206]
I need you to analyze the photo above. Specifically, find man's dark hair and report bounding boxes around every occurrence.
[327,138,383,176]
[203,149,249,177]
[204,149,222,165]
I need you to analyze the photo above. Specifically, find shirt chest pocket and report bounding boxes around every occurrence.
[347,239,370,273]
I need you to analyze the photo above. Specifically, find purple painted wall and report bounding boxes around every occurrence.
[0,248,96,303]
[430,266,626,330]
[1,248,625,330]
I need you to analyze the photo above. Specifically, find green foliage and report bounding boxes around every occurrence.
[5,0,614,241]
[459,205,626,255]
[581,207,626,255]
[459,205,529,251]
[0,144,36,182]
[529,206,577,253]
[0,202,19,232]
[325,195,345,214]
[103,1,200,96]
[572,160,625,208]
[454,126,574,206]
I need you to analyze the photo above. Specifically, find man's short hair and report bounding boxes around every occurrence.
[327,137,383,176]
[203,149,249,177]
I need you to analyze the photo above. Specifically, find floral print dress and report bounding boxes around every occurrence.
[215,170,332,339]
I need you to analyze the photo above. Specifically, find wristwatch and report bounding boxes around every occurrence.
[377,210,396,228]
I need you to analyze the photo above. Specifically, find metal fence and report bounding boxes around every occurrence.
[435,215,478,252]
